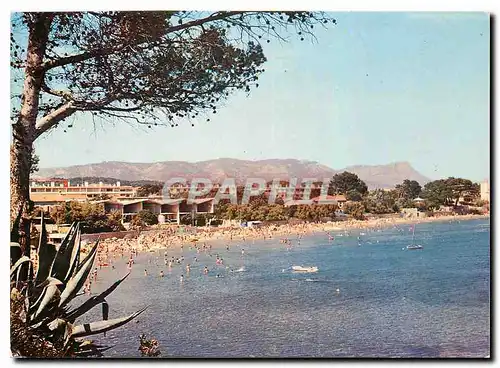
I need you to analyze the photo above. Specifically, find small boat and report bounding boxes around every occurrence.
[407,225,423,250]
[292,265,319,273]
[407,244,423,250]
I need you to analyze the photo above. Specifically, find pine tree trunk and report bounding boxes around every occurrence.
[10,14,53,256]
[10,142,33,255]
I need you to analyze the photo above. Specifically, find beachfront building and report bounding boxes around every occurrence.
[480,180,490,202]
[401,208,427,218]
[30,178,137,202]
[94,197,216,225]
[283,194,346,208]
[30,177,216,225]
[312,195,347,208]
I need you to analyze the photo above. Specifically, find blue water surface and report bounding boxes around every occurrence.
[79,218,490,358]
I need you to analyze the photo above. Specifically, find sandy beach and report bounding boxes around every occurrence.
[90,213,489,264]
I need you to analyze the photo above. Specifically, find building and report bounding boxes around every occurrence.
[284,195,347,208]
[312,195,347,209]
[29,179,218,225]
[401,208,427,218]
[30,178,137,201]
[480,180,490,202]
[96,197,216,225]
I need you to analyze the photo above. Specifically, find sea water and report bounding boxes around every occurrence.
[80,218,490,358]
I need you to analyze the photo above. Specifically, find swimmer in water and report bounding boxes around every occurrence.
[160,270,164,277]
[226,244,230,251]
[186,264,191,273]
[180,275,184,283]
[203,266,209,274]
[144,269,148,276]
[241,249,245,256]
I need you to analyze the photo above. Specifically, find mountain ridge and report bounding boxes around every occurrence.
[35,158,431,189]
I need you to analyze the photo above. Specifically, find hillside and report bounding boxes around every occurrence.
[35,158,431,189]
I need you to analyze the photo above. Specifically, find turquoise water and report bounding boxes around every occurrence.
[80,218,490,358]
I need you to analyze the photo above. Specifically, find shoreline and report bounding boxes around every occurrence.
[94,213,489,257]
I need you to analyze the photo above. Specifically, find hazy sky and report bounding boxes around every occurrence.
[31,12,490,181]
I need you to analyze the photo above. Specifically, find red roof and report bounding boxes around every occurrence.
[311,195,346,202]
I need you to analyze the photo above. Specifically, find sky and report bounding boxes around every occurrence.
[28,12,490,182]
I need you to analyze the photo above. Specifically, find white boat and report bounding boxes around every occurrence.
[292,265,319,273]
[407,225,423,250]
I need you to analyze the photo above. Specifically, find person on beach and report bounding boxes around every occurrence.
[84,281,91,295]
[144,269,148,276]
[226,244,230,251]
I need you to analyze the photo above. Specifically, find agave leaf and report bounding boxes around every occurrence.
[102,301,109,321]
[47,317,73,345]
[10,256,31,279]
[49,222,79,281]
[48,318,70,331]
[31,278,63,322]
[65,273,130,322]
[64,226,81,283]
[102,300,109,337]
[34,214,57,285]
[75,236,100,274]
[58,241,98,308]
[74,343,114,357]
[10,242,22,266]
[70,306,148,338]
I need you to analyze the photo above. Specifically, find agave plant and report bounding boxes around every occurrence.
[10,214,147,357]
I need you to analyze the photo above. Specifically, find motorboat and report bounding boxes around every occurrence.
[292,265,319,273]
[406,244,423,250]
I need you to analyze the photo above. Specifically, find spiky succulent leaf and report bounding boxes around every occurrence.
[64,226,81,283]
[58,241,98,308]
[10,256,31,279]
[75,236,100,274]
[10,242,22,266]
[31,278,63,322]
[65,273,130,322]
[73,342,113,357]
[48,318,73,344]
[70,306,148,338]
[34,214,57,285]
[102,300,109,336]
[50,222,79,281]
